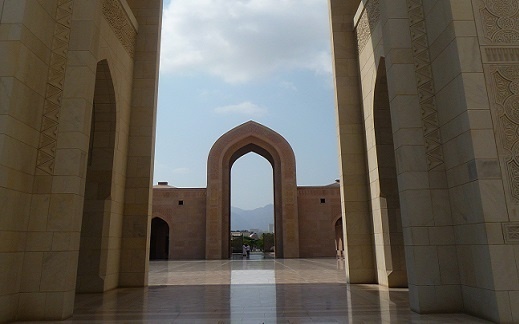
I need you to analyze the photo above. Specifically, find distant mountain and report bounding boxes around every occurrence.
[231,204,273,232]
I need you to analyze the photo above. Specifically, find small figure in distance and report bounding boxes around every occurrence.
[245,244,251,258]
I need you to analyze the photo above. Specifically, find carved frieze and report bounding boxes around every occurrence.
[356,0,381,53]
[407,0,444,170]
[102,0,137,57]
[36,0,74,175]
[484,47,519,62]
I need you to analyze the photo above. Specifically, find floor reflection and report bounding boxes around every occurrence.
[65,258,490,323]
[230,256,277,322]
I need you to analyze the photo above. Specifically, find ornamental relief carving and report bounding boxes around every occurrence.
[36,0,74,175]
[407,0,444,170]
[488,65,519,201]
[356,0,381,53]
[479,0,519,44]
[102,0,137,57]
[503,222,519,243]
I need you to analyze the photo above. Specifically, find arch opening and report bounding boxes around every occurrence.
[206,121,299,259]
[373,58,407,287]
[150,217,170,260]
[76,60,117,293]
[230,152,274,259]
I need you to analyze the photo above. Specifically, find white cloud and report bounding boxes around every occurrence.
[160,0,332,83]
[214,101,267,117]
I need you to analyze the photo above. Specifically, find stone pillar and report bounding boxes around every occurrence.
[4,0,92,321]
[119,0,163,287]
[457,1,519,322]
[377,0,463,313]
[329,0,377,283]
[0,0,47,319]
[354,0,408,288]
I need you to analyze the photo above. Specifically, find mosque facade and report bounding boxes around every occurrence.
[0,0,518,322]
[151,122,343,261]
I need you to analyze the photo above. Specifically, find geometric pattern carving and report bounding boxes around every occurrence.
[102,0,137,58]
[356,0,381,53]
[480,0,519,44]
[407,0,444,170]
[503,222,519,243]
[489,65,519,201]
[477,1,519,202]
[36,0,74,175]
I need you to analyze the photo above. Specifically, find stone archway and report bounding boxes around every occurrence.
[150,217,170,260]
[206,121,299,259]
[371,57,407,287]
[77,59,117,293]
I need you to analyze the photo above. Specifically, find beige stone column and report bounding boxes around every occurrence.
[329,0,377,283]
[119,0,162,287]
[377,0,463,313]
[355,0,409,289]
[0,1,64,321]
[4,1,93,320]
[453,1,519,322]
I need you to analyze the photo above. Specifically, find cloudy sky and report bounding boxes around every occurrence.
[154,0,339,210]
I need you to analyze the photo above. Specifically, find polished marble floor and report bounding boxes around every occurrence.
[60,256,488,323]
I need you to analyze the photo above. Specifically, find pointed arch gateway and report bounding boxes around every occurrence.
[206,121,299,259]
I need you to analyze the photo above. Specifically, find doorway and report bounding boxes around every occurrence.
[150,217,170,260]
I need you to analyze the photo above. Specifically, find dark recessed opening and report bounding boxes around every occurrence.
[178,200,184,206]
[320,198,326,204]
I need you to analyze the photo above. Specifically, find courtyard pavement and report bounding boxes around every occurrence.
[59,256,489,323]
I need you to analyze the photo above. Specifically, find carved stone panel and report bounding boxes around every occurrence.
[477,0,519,203]
[477,0,519,45]
[102,0,137,58]
[486,65,519,201]
[407,0,444,170]
[503,222,519,243]
[36,0,74,175]
[356,0,381,53]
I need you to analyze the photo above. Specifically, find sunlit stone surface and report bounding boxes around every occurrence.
[63,257,488,323]
[1,0,519,322]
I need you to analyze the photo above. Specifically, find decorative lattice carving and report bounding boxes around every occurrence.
[407,0,444,170]
[36,0,74,175]
[480,0,519,44]
[503,222,519,243]
[102,0,137,58]
[356,0,381,53]
[488,65,519,200]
